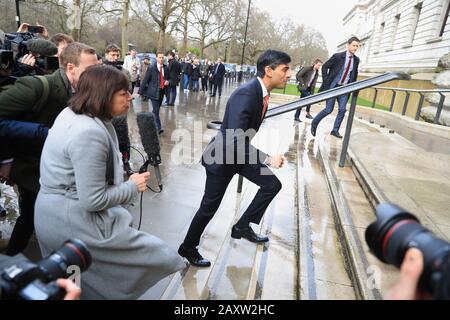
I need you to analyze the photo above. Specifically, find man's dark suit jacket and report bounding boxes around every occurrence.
[296,66,319,92]
[319,51,360,92]
[202,78,268,176]
[212,63,226,84]
[167,59,182,87]
[139,63,169,100]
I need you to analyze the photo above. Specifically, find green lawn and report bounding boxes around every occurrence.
[273,84,389,111]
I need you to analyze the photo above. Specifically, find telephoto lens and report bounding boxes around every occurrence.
[38,239,92,281]
[365,203,450,299]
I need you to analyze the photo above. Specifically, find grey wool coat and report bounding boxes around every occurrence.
[34,107,185,300]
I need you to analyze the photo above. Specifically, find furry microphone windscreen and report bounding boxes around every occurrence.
[136,112,160,156]
[111,115,130,153]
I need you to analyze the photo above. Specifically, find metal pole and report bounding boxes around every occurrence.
[415,93,425,121]
[372,88,378,108]
[15,0,22,28]
[434,93,445,124]
[238,0,251,83]
[339,92,359,168]
[237,175,244,193]
[402,91,410,116]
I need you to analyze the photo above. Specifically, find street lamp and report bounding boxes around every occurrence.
[238,0,251,83]
[224,43,228,62]
[15,0,24,28]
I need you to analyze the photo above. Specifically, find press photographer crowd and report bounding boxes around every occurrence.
[0,23,449,301]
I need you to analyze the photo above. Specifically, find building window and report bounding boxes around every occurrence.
[388,14,401,50]
[439,0,450,37]
[375,22,385,53]
[409,2,422,45]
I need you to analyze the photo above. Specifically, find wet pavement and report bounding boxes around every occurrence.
[1,78,449,300]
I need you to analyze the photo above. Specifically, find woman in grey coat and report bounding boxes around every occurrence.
[34,65,185,300]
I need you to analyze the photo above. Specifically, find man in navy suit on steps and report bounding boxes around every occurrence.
[178,50,292,267]
[311,36,360,138]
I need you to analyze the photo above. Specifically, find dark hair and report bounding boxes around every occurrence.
[256,50,291,78]
[313,59,323,65]
[69,65,129,120]
[50,33,74,46]
[105,44,120,54]
[168,51,176,58]
[348,36,361,44]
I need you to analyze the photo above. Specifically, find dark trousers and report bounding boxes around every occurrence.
[6,186,37,256]
[212,78,224,97]
[201,77,208,92]
[182,164,282,249]
[167,86,177,105]
[130,81,137,94]
[150,88,165,130]
[312,82,349,133]
[294,88,312,119]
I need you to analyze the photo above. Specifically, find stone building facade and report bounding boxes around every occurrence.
[339,0,450,74]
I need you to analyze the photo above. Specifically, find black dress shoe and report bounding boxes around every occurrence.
[231,226,269,243]
[158,129,164,135]
[311,123,317,136]
[330,131,343,138]
[178,245,211,267]
[305,114,314,120]
[294,118,302,123]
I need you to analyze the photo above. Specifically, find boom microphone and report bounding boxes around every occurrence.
[25,38,58,57]
[136,112,162,191]
[111,115,132,175]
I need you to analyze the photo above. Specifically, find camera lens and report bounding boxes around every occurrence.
[37,239,92,281]
[366,203,450,298]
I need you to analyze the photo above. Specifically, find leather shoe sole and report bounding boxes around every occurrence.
[178,246,211,267]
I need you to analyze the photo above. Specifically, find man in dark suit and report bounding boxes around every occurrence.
[294,59,322,122]
[311,37,360,138]
[210,57,226,97]
[178,50,292,267]
[139,52,169,134]
[166,51,181,106]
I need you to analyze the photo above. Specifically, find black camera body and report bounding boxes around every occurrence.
[366,203,450,299]
[0,239,91,300]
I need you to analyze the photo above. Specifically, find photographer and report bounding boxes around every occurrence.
[0,42,99,256]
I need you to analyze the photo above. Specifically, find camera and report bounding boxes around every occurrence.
[365,203,450,299]
[0,239,92,300]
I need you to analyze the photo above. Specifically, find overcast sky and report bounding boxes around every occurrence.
[254,0,359,54]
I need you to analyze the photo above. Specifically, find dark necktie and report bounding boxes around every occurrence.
[340,56,353,85]
[261,95,270,120]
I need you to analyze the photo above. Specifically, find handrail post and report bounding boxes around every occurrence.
[372,88,378,108]
[402,91,410,116]
[390,90,397,112]
[339,91,359,168]
[434,93,446,124]
[415,93,425,120]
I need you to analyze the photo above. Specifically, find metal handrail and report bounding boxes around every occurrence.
[365,86,449,123]
[228,72,412,192]
[266,72,411,118]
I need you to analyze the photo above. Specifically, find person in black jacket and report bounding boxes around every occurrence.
[178,50,291,267]
[294,59,322,122]
[210,57,226,97]
[191,59,201,92]
[166,52,182,106]
[138,52,169,134]
[311,37,360,138]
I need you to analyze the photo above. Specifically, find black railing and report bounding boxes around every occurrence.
[209,72,412,192]
[368,87,450,124]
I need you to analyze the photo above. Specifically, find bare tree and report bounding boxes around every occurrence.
[189,0,233,57]
[99,0,131,57]
[133,0,180,52]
